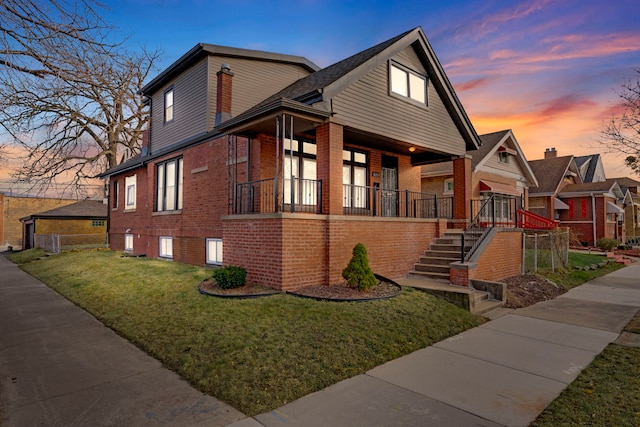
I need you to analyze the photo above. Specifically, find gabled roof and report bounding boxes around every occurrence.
[574,154,606,183]
[558,180,624,199]
[21,200,107,221]
[611,176,640,190]
[140,44,320,96]
[472,129,538,187]
[421,129,538,187]
[218,27,481,151]
[528,155,581,196]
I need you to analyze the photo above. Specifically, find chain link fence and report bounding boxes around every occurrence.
[34,233,108,253]
[523,228,569,273]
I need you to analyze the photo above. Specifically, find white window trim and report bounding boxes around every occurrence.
[159,236,173,259]
[125,175,136,210]
[164,88,174,123]
[124,233,134,251]
[443,178,454,195]
[389,61,428,106]
[156,157,183,212]
[206,238,223,265]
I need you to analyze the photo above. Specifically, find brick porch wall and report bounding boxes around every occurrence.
[223,214,440,291]
[476,230,522,281]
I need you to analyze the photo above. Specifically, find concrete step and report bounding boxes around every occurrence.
[431,243,462,252]
[472,299,504,316]
[418,256,457,266]
[413,263,450,274]
[471,290,489,304]
[435,237,461,245]
[408,270,450,281]
[423,249,460,259]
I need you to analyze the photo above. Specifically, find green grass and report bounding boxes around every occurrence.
[533,337,640,426]
[16,250,482,416]
[5,248,47,264]
[536,251,624,290]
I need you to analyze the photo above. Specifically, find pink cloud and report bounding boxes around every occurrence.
[454,77,492,92]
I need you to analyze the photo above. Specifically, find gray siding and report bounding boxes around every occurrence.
[483,152,527,177]
[207,57,313,129]
[150,57,208,154]
[331,45,466,156]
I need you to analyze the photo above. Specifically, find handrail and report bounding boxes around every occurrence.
[518,209,558,230]
[461,195,495,261]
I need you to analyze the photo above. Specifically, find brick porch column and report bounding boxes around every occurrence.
[453,155,472,223]
[316,121,344,215]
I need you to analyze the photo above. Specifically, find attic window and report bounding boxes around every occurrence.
[389,62,426,105]
[498,151,510,164]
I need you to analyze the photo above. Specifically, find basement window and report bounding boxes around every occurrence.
[206,238,223,265]
[159,236,173,259]
[124,233,134,251]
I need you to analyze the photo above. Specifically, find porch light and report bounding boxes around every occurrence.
[408,146,416,152]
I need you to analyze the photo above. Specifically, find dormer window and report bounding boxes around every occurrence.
[498,151,510,164]
[389,62,427,105]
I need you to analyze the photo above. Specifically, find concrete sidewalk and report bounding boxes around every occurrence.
[0,255,245,426]
[249,263,640,427]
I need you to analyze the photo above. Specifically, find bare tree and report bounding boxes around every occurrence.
[601,69,640,175]
[0,0,159,196]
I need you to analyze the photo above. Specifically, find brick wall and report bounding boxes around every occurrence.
[223,214,439,291]
[475,230,522,281]
[37,218,106,236]
[1,195,77,250]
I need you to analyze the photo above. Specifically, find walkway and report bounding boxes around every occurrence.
[0,255,244,426]
[245,263,640,427]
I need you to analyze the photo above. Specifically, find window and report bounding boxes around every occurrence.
[284,139,317,205]
[164,88,174,122]
[159,236,173,258]
[156,157,183,212]
[112,180,118,209]
[498,152,510,164]
[206,238,223,265]
[390,62,427,104]
[443,178,454,195]
[125,175,136,209]
[343,148,368,208]
[124,233,134,251]
[91,220,105,227]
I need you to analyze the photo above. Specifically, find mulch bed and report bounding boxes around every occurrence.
[503,274,566,308]
[198,279,279,298]
[288,280,401,301]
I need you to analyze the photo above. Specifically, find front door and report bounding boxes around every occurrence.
[381,156,398,217]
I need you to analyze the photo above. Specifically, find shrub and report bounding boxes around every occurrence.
[596,238,619,251]
[342,243,377,291]
[213,266,247,289]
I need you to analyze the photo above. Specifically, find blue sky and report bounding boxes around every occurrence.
[2,0,639,192]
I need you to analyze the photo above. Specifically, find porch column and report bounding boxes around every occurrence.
[316,120,344,215]
[453,154,472,223]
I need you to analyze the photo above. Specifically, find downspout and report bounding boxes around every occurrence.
[591,193,597,246]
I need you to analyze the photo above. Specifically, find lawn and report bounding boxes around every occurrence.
[536,251,624,290]
[11,249,482,416]
[533,316,640,427]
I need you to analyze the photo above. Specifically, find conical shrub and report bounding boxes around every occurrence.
[342,243,377,291]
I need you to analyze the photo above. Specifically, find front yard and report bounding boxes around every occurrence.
[9,249,482,416]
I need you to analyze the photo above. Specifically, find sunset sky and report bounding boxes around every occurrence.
[2,0,639,194]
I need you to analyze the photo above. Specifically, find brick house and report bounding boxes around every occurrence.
[20,200,108,250]
[528,149,625,246]
[614,177,640,240]
[0,193,77,251]
[102,27,525,290]
[421,129,538,226]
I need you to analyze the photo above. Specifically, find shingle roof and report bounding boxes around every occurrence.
[575,154,601,182]
[470,130,510,168]
[528,155,575,195]
[559,181,616,194]
[611,176,640,188]
[28,200,107,218]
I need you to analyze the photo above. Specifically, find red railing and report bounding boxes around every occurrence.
[517,209,558,230]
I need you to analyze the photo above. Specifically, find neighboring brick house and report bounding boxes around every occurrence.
[0,193,77,251]
[102,27,529,290]
[421,129,538,226]
[20,200,108,250]
[528,149,626,246]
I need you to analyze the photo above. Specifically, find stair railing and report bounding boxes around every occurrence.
[461,195,495,262]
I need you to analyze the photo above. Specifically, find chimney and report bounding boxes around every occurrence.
[215,63,234,126]
[544,147,557,159]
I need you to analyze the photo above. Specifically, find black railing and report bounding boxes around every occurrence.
[235,177,323,214]
[462,195,522,261]
[342,184,452,219]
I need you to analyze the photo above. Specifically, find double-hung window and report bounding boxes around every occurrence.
[125,175,136,209]
[156,158,183,212]
[343,149,368,208]
[164,88,174,122]
[390,62,427,105]
[124,234,134,251]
